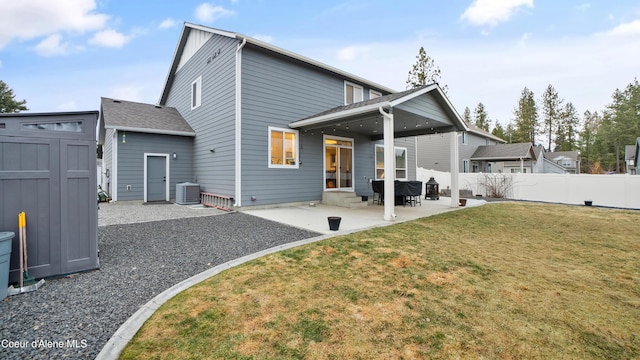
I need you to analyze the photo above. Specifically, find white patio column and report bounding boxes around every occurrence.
[450,131,460,207]
[520,157,524,173]
[379,107,396,221]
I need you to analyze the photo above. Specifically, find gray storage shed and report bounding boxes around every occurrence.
[0,111,100,282]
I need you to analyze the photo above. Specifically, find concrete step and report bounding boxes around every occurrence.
[322,191,369,208]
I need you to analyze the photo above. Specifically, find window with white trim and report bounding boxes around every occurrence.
[369,89,382,99]
[463,159,469,173]
[191,76,202,110]
[268,127,299,168]
[561,159,572,167]
[375,144,408,180]
[345,82,363,105]
[461,132,468,145]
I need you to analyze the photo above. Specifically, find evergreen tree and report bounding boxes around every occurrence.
[512,87,538,144]
[491,120,507,141]
[555,102,580,151]
[406,46,448,93]
[540,84,563,151]
[579,110,601,173]
[462,106,472,125]
[0,80,28,113]
[473,102,490,131]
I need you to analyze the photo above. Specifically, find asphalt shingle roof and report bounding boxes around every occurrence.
[544,151,579,161]
[100,97,194,135]
[471,142,535,160]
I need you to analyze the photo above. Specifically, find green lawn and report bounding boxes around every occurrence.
[121,203,640,359]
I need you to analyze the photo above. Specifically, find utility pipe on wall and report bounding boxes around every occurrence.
[234,37,247,207]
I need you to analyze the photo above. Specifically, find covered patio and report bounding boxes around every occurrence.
[289,84,468,221]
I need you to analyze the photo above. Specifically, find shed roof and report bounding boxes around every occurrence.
[465,122,507,143]
[625,145,636,160]
[100,97,195,137]
[470,142,536,161]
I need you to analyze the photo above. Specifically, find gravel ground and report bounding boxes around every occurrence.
[0,204,320,359]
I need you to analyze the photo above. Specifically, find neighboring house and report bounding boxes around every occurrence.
[625,144,636,175]
[544,151,580,174]
[100,23,468,216]
[470,143,539,173]
[417,122,506,173]
[100,98,196,202]
[636,138,640,175]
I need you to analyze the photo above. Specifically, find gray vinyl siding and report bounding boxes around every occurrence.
[240,45,349,206]
[164,34,238,198]
[115,131,193,201]
[103,128,114,195]
[417,131,499,172]
[395,94,451,125]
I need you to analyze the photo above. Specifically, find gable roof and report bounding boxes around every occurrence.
[470,142,537,161]
[465,122,507,143]
[159,23,396,105]
[100,97,195,137]
[625,145,636,160]
[544,151,579,162]
[289,83,468,134]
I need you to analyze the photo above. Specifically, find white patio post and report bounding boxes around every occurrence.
[520,157,524,174]
[450,131,460,207]
[380,107,396,221]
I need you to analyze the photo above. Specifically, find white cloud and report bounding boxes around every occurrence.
[110,85,144,102]
[604,19,640,36]
[34,33,71,56]
[56,100,78,111]
[158,18,177,30]
[195,3,235,23]
[336,45,372,61]
[252,34,273,43]
[0,0,108,49]
[88,29,130,48]
[461,0,534,27]
[575,3,591,12]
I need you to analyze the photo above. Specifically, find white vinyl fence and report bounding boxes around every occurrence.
[417,168,640,210]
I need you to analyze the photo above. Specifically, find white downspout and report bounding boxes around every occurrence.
[450,131,459,207]
[379,106,396,221]
[234,37,247,207]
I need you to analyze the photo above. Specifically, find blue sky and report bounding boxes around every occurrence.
[1,0,639,127]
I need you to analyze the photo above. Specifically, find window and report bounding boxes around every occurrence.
[510,168,527,173]
[375,145,407,180]
[472,164,479,173]
[21,121,83,132]
[562,159,572,167]
[345,82,363,105]
[191,76,202,110]
[487,163,492,173]
[369,89,382,99]
[463,159,469,173]
[461,132,468,145]
[268,127,299,168]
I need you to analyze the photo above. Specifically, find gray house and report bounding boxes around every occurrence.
[417,123,506,172]
[544,151,580,174]
[625,144,636,175]
[102,23,469,220]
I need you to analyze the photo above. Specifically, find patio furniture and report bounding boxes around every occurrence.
[372,180,384,205]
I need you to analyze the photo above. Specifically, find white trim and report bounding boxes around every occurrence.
[191,76,202,110]
[104,125,195,137]
[344,81,364,105]
[268,126,300,169]
[143,153,170,203]
[369,89,382,99]
[112,130,118,201]
[323,135,355,192]
[289,101,391,128]
[234,38,246,207]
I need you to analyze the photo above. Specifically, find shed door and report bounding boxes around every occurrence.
[147,156,167,202]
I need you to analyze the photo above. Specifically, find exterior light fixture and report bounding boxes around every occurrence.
[172,152,177,159]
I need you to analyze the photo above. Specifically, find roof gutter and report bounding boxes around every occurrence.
[104,125,195,137]
[290,101,391,129]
